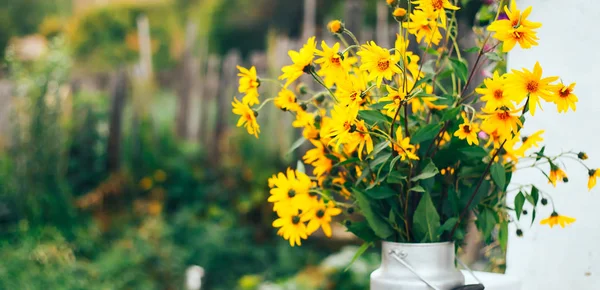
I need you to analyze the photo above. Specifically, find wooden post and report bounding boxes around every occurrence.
[302,0,317,40]
[212,50,241,164]
[176,21,198,139]
[199,55,221,147]
[344,0,364,41]
[107,69,128,172]
[136,15,153,79]
[376,1,390,47]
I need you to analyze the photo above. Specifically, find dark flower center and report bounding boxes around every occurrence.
[493,89,503,100]
[462,125,471,133]
[288,189,296,198]
[432,0,444,10]
[292,215,301,224]
[377,59,390,71]
[526,81,539,93]
[316,209,325,218]
[559,87,571,98]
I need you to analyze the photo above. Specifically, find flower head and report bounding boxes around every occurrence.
[505,62,558,116]
[315,41,354,83]
[273,212,309,246]
[232,98,260,138]
[304,200,342,237]
[553,82,577,113]
[346,120,374,160]
[357,41,402,87]
[412,0,459,24]
[403,8,444,45]
[328,20,344,34]
[326,104,359,148]
[237,66,260,105]
[487,0,542,52]
[480,107,522,139]
[454,120,480,145]
[274,88,300,112]
[548,165,568,187]
[540,212,576,228]
[393,127,420,160]
[588,169,600,191]
[476,71,516,110]
[268,168,313,215]
[279,37,316,88]
[393,8,407,19]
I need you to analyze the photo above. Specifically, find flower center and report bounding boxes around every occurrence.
[462,125,471,133]
[559,87,571,98]
[526,80,539,93]
[316,209,325,218]
[513,30,523,39]
[343,121,352,131]
[493,89,503,100]
[432,0,444,10]
[498,111,510,120]
[331,56,341,66]
[377,59,390,71]
[292,215,301,224]
[288,189,296,198]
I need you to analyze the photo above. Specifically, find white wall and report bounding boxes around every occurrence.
[506,0,600,289]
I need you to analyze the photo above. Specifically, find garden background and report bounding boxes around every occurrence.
[0,0,510,289]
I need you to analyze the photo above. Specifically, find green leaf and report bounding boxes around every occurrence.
[387,171,406,184]
[531,208,537,226]
[359,110,391,125]
[515,191,525,220]
[347,221,378,242]
[413,192,441,243]
[413,74,433,89]
[464,47,480,53]
[344,242,373,272]
[436,217,458,237]
[410,185,426,193]
[535,146,546,161]
[352,188,394,239]
[441,107,462,122]
[485,52,504,62]
[458,146,488,159]
[477,208,497,242]
[530,186,540,206]
[286,137,306,155]
[365,185,398,199]
[499,221,508,253]
[449,58,468,82]
[296,160,306,174]
[411,123,443,143]
[368,101,393,110]
[355,166,372,186]
[366,141,390,160]
[335,157,360,167]
[490,162,506,189]
[412,158,439,181]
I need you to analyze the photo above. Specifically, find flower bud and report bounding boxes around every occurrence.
[516,229,523,237]
[541,198,548,206]
[328,20,344,34]
[253,110,259,117]
[297,83,308,95]
[392,8,407,21]
[299,103,308,111]
[522,209,528,215]
[386,0,398,7]
[315,93,326,103]
[344,220,352,227]
[578,152,589,160]
[347,207,355,214]
[349,124,357,133]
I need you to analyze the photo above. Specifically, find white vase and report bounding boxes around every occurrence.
[370,241,465,290]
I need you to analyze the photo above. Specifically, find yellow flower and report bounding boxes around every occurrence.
[548,165,568,187]
[480,107,522,139]
[279,37,316,88]
[153,170,167,182]
[315,41,352,83]
[232,98,260,138]
[476,71,515,110]
[326,104,359,148]
[328,20,344,34]
[412,0,459,24]
[505,62,558,116]
[516,130,544,155]
[236,66,260,105]
[379,85,409,114]
[268,168,313,215]
[346,120,374,160]
[403,8,444,45]
[335,73,368,106]
[393,127,420,161]
[139,177,153,190]
[303,141,333,178]
[588,169,600,191]
[393,8,407,18]
[387,0,398,6]
[274,88,300,112]
[273,212,309,246]
[454,120,480,146]
[357,41,402,87]
[487,0,542,52]
[540,212,576,228]
[305,201,342,237]
[292,110,315,128]
[553,82,577,113]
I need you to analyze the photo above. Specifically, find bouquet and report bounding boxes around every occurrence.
[231,0,596,251]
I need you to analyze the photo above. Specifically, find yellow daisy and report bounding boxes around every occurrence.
[588,169,600,191]
[346,120,374,160]
[454,120,480,146]
[279,37,316,88]
[267,168,313,215]
[326,104,359,148]
[480,107,522,139]
[403,8,444,46]
[412,0,459,24]
[553,82,577,113]
[548,165,568,187]
[357,41,402,87]
[505,62,558,116]
[540,212,576,228]
[237,65,260,105]
[476,71,515,110]
[393,127,420,161]
[231,98,260,138]
[315,41,352,82]
[304,200,342,237]
[274,88,301,112]
[273,212,309,246]
[487,0,542,52]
